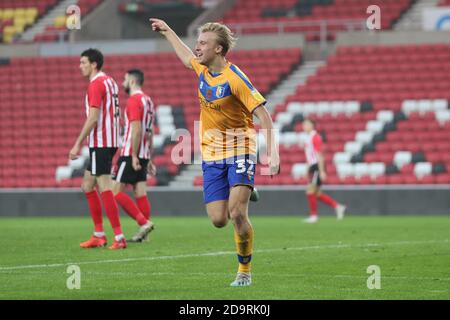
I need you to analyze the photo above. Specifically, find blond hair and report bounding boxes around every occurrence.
[198,22,237,56]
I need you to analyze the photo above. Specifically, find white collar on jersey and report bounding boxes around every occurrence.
[309,130,317,137]
[90,71,106,82]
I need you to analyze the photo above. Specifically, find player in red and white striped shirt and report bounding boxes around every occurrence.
[302,119,346,223]
[112,69,156,242]
[69,49,126,249]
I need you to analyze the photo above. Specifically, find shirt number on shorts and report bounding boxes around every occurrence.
[236,159,255,176]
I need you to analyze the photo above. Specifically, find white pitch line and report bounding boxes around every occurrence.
[2,271,449,283]
[0,239,448,271]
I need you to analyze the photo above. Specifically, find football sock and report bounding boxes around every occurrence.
[234,226,253,274]
[101,190,123,236]
[94,231,105,238]
[115,192,148,226]
[114,234,125,241]
[85,190,103,233]
[136,196,151,220]
[307,193,318,216]
[318,193,338,209]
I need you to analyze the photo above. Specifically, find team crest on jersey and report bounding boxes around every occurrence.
[216,86,225,98]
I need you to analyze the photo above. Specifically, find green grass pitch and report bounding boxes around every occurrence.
[0,216,449,299]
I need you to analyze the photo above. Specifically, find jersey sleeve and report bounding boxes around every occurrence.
[126,96,143,122]
[313,134,323,152]
[230,66,266,113]
[190,57,206,76]
[87,80,105,108]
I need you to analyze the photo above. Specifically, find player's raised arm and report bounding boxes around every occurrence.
[254,106,280,176]
[149,18,195,69]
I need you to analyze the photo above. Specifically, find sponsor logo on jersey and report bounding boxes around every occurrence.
[206,89,213,100]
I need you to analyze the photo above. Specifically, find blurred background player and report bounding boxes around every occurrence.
[302,118,346,224]
[69,48,126,249]
[113,69,156,243]
[150,18,280,286]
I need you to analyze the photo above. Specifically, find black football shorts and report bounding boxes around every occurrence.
[86,148,118,177]
[113,156,149,184]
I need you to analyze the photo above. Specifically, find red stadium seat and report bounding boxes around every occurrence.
[222,0,412,38]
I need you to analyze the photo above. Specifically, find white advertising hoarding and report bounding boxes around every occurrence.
[422,7,450,30]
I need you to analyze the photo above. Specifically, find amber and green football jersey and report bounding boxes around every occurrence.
[190,57,266,161]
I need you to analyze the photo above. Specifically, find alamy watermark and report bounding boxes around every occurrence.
[66,5,81,30]
[367,265,381,289]
[367,5,381,30]
[66,265,81,290]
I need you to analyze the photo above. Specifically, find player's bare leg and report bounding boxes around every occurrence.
[228,185,253,287]
[80,171,107,248]
[304,184,319,224]
[97,175,126,249]
[81,170,97,193]
[206,200,229,228]
[112,180,125,195]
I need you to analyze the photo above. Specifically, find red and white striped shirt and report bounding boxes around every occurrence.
[304,130,323,165]
[85,72,120,148]
[120,90,154,159]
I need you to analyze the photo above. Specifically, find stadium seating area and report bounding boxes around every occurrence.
[0,0,104,43]
[264,44,450,185]
[222,0,413,40]
[0,48,301,188]
[1,0,449,188]
[2,42,449,188]
[191,44,450,186]
[33,0,104,43]
[0,0,57,43]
